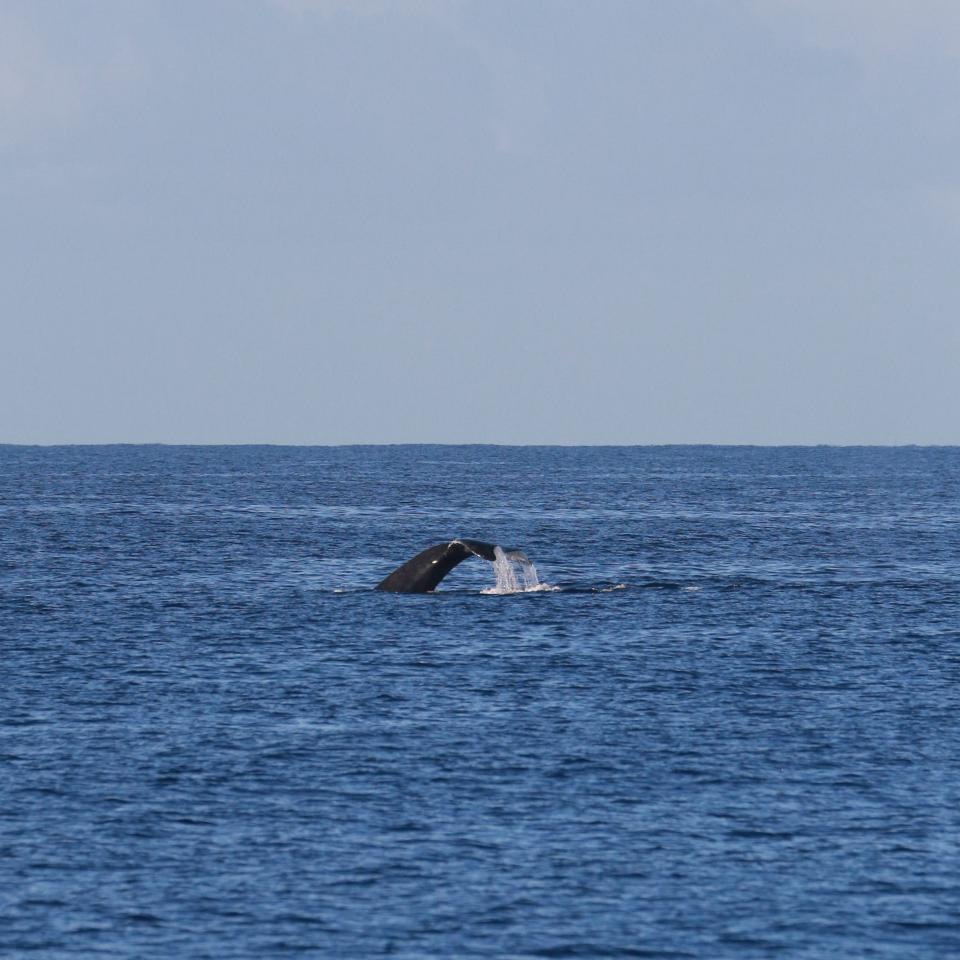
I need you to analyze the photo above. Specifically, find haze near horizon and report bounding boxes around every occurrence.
[2,0,958,445]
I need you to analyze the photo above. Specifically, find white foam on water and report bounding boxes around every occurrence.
[482,546,555,594]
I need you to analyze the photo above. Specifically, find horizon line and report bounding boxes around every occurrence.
[2,441,959,450]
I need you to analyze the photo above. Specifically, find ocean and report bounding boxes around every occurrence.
[3,444,960,958]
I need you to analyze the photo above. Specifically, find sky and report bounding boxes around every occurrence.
[2,0,959,444]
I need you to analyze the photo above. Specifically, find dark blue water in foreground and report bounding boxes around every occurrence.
[3,445,960,958]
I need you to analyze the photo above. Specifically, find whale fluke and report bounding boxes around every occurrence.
[375,539,525,593]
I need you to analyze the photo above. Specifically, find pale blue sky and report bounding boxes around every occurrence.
[2,0,958,444]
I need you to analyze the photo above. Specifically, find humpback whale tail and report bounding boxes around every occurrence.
[375,539,527,593]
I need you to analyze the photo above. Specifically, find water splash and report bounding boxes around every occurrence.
[483,546,549,594]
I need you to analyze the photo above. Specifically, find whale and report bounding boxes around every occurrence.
[376,539,526,593]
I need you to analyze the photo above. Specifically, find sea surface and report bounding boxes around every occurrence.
[3,444,960,959]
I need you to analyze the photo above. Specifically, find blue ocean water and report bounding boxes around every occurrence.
[3,444,960,958]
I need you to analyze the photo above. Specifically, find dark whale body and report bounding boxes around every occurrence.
[376,539,521,593]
